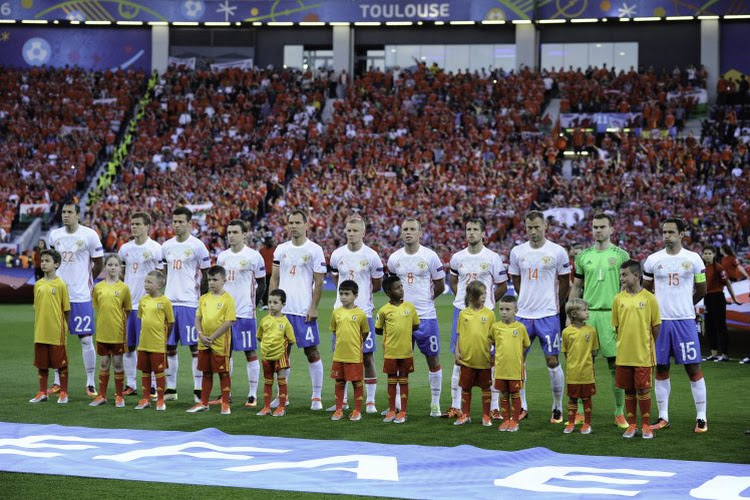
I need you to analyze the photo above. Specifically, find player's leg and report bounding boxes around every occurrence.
[244,350,260,406]
[69,302,97,396]
[455,366,472,425]
[332,378,346,420]
[198,350,212,408]
[489,358,501,419]
[538,315,564,422]
[653,322,673,428]
[415,318,442,416]
[31,344,50,402]
[635,366,653,438]
[507,381,522,431]
[449,308,462,414]
[258,360,274,415]
[516,317,536,416]
[363,317,378,413]
[351,378,364,420]
[97,350,112,403]
[112,351,125,406]
[57,352,69,404]
[564,395,578,434]
[153,353,166,410]
[165,307,184,399]
[395,358,413,422]
[218,356,231,415]
[685,362,708,432]
[181,308,202,402]
[591,310,625,424]
[123,311,140,395]
[232,318,259,406]
[274,365,289,417]
[384,372,398,422]
[480,369,492,426]
[135,351,152,409]
[289,315,323,409]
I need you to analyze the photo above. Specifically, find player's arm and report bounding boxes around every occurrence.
[371,276,383,293]
[195,308,208,345]
[208,320,233,342]
[511,274,521,296]
[570,276,584,299]
[432,277,445,299]
[448,272,458,295]
[494,280,508,303]
[91,256,104,280]
[307,271,325,322]
[558,274,570,309]
[255,277,266,306]
[200,268,209,295]
[269,263,280,292]
[693,278,707,305]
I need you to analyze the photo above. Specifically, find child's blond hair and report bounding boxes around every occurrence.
[565,298,588,321]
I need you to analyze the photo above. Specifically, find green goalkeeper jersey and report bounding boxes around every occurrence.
[574,244,630,310]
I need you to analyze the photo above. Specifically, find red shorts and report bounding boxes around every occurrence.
[97,342,126,356]
[262,356,290,378]
[137,351,167,373]
[34,343,68,370]
[494,379,523,393]
[383,357,414,376]
[567,383,597,399]
[197,349,230,373]
[330,361,364,382]
[459,366,492,390]
[616,366,652,390]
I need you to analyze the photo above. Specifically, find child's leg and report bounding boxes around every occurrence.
[38,368,49,393]
[141,372,151,400]
[201,371,213,406]
[500,391,511,420]
[353,379,364,413]
[262,362,274,408]
[113,355,125,398]
[155,371,166,403]
[625,390,637,425]
[219,372,231,405]
[636,388,652,427]
[277,375,288,406]
[387,375,398,412]
[481,386,491,417]
[99,356,111,399]
[59,366,68,393]
[582,397,593,425]
[461,387,472,417]
[510,390,522,421]
[567,397,578,426]
[399,375,409,413]
[335,379,346,411]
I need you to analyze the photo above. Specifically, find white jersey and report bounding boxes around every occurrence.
[217,245,266,319]
[273,239,327,317]
[643,248,706,320]
[330,244,384,317]
[450,246,508,310]
[49,225,104,303]
[119,238,164,308]
[387,245,445,320]
[508,240,570,319]
[162,235,210,308]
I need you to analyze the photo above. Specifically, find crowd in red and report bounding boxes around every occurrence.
[6,63,747,266]
[0,67,146,237]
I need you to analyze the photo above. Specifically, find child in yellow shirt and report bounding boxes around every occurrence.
[256,289,296,417]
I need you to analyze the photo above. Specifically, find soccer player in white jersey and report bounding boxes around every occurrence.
[49,201,104,397]
[508,210,570,424]
[118,212,163,396]
[387,218,446,417]
[447,218,508,419]
[162,206,211,402]
[643,218,708,433]
[328,216,384,413]
[217,219,266,407]
[269,209,327,410]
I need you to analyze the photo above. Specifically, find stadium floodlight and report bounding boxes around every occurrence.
[148,21,168,26]
[449,20,475,25]
[252,22,262,26]
[21,20,48,24]
[172,21,199,26]
[0,19,15,23]
[633,17,661,21]
[235,21,242,26]
[385,21,413,26]
[205,22,231,26]
[354,21,381,26]
[267,22,293,26]
[512,19,532,24]
[329,22,350,26]
[85,20,112,25]
[537,19,566,23]
[434,21,445,25]
[299,22,325,26]
[116,21,144,25]
[619,18,631,22]
[665,16,694,21]
[571,18,598,23]
[697,15,719,19]
[481,20,506,24]
[724,14,750,19]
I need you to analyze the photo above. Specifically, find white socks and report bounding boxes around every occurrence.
[690,377,707,421]
[54,370,60,386]
[451,364,461,409]
[490,366,499,412]
[365,380,377,404]
[548,365,564,411]
[80,336,96,387]
[166,354,178,389]
[191,355,202,391]
[429,369,442,407]
[123,351,137,388]
[655,378,671,422]
[247,359,260,399]
[520,368,528,409]
[309,360,323,399]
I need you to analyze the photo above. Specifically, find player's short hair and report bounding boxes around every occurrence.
[104,253,123,266]
[465,280,487,307]
[147,270,166,286]
[228,219,247,233]
[498,294,518,305]
[382,274,402,295]
[269,288,287,304]
[663,217,686,233]
[289,209,308,222]
[131,212,152,226]
[525,210,545,222]
[338,279,359,295]
[172,206,193,221]
[466,217,486,231]
[346,215,366,229]
[565,298,589,319]
[592,212,614,226]
[208,265,226,279]
[40,249,61,266]
[620,259,642,276]
[402,217,421,230]
[62,201,81,214]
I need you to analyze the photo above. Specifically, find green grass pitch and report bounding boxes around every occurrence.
[2,291,749,498]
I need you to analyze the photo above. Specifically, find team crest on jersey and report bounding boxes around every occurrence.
[157,303,163,310]
[239,260,249,268]
[302,254,311,263]
[217,302,223,309]
[512,329,518,336]
[541,256,552,267]
[638,301,645,309]
[114,291,120,296]
[417,260,427,270]
[682,261,691,270]
[585,333,591,341]
[51,288,57,295]
[143,251,152,260]
[480,262,490,271]
[403,309,410,316]
[76,240,84,248]
[481,316,487,323]
[278,324,284,330]
[184,249,194,257]
[360,259,368,269]
[608,258,617,267]
[352,315,358,321]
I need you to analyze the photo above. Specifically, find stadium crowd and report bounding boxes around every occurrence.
[0,66,146,236]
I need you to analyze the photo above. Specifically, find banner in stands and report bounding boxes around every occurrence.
[559,113,642,132]
[168,56,196,70]
[0,27,151,71]
[698,279,750,332]
[19,203,50,223]
[1,422,749,499]
[1,0,748,23]
[210,58,254,71]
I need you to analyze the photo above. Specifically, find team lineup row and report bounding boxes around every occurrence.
[31,202,713,435]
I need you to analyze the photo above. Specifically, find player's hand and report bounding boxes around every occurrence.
[306,307,318,323]
[454,354,461,363]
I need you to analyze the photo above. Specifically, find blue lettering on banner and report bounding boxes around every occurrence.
[1,422,749,498]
